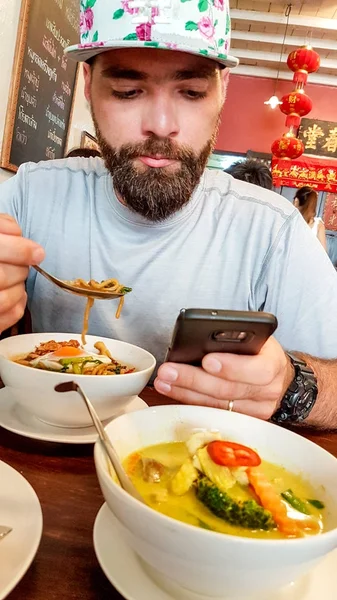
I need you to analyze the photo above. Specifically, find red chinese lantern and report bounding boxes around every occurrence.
[271,135,304,160]
[269,44,320,164]
[287,46,320,75]
[280,91,313,117]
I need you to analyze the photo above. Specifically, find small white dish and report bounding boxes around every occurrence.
[0,388,147,444]
[0,460,43,599]
[93,504,337,600]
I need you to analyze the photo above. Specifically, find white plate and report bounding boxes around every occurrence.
[0,388,147,444]
[0,460,43,599]
[93,503,337,600]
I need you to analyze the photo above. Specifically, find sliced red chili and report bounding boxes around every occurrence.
[207,440,261,467]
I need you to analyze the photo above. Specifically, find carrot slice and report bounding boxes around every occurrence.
[125,452,141,475]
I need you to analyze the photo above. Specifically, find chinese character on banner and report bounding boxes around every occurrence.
[302,124,324,150]
[298,118,337,158]
[322,127,337,154]
[272,155,337,194]
[324,193,337,232]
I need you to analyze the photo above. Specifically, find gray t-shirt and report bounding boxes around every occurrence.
[1,157,337,367]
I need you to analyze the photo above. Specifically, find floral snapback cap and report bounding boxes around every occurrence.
[65,0,239,67]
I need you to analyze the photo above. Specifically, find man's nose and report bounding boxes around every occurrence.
[141,93,179,139]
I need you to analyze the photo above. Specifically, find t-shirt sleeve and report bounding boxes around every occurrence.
[256,210,337,358]
[0,164,28,233]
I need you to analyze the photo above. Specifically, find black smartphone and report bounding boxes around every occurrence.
[165,309,278,365]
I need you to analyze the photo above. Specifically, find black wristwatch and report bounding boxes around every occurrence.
[271,353,318,425]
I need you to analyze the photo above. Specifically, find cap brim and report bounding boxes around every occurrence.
[65,40,239,68]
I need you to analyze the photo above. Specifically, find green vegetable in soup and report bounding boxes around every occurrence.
[60,358,103,374]
[308,498,325,510]
[59,357,94,365]
[72,362,82,375]
[196,477,275,531]
[196,517,214,531]
[281,489,310,515]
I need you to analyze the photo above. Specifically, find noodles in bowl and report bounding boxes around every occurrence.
[14,339,135,375]
[0,333,156,427]
[65,278,132,345]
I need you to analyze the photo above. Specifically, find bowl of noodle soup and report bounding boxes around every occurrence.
[0,333,156,428]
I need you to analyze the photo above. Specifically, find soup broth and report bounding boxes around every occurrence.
[124,440,326,540]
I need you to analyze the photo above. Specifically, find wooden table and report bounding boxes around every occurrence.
[1,387,336,600]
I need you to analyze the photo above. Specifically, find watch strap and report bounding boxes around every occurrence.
[271,353,318,424]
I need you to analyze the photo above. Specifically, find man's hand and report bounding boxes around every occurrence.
[0,214,45,333]
[154,337,294,420]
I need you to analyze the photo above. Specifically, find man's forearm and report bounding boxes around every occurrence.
[295,354,337,430]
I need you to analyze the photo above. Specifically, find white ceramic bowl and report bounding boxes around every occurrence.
[94,404,337,599]
[0,333,155,428]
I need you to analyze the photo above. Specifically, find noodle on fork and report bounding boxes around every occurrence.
[67,277,132,345]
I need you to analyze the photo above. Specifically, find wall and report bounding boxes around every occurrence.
[216,74,337,155]
[0,0,94,184]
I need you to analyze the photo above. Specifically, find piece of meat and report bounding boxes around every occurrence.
[141,458,165,483]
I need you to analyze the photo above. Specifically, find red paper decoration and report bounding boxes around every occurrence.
[271,46,320,160]
[271,136,305,160]
[280,91,313,117]
[287,46,320,75]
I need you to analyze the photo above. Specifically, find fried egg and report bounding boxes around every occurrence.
[31,345,111,371]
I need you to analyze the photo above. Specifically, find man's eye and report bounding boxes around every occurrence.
[111,90,141,99]
[182,90,207,100]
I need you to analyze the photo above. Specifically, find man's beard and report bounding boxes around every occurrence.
[92,114,219,222]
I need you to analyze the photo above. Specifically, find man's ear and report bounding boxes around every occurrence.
[220,68,230,102]
[83,62,92,103]
[294,198,299,208]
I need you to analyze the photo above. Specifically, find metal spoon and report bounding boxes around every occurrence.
[54,382,145,504]
[0,525,12,541]
[33,265,124,300]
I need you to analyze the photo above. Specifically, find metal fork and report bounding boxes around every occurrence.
[33,265,124,300]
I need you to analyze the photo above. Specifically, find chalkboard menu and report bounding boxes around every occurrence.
[1,0,79,172]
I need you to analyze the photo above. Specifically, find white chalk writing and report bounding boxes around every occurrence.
[16,127,28,145]
[61,80,71,96]
[42,35,57,59]
[46,105,65,130]
[48,129,63,146]
[27,47,57,81]
[18,105,37,130]
[46,146,56,160]
[20,86,37,108]
[61,55,68,71]
[53,92,65,110]
[45,19,70,49]
[24,68,40,91]
[65,6,79,33]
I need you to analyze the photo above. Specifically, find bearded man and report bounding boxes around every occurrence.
[1,0,337,428]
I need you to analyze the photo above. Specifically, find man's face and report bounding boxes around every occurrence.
[83,48,227,221]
